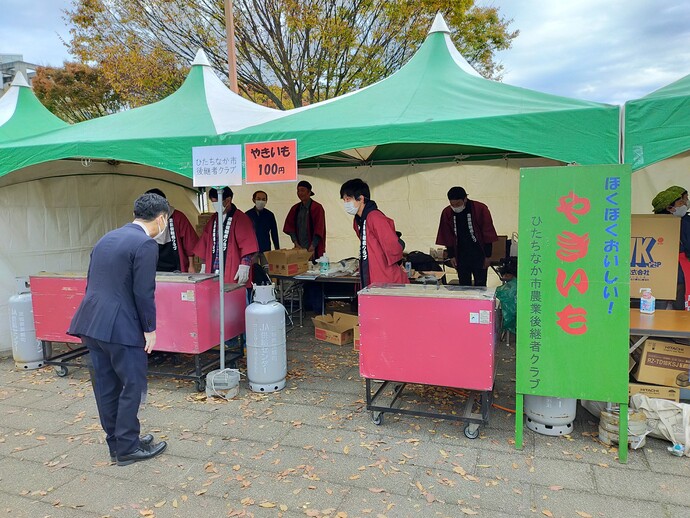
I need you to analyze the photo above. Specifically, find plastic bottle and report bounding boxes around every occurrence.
[639,288,655,314]
[319,255,330,274]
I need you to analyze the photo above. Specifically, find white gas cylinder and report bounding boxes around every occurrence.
[245,284,287,392]
[9,290,45,370]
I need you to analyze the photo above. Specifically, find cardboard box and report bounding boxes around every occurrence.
[632,338,690,388]
[198,212,215,228]
[264,248,312,276]
[629,383,680,402]
[312,312,359,345]
[630,214,680,300]
[353,324,360,352]
[490,235,508,263]
[429,246,446,261]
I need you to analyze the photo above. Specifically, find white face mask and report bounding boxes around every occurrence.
[254,200,267,210]
[451,204,465,213]
[672,205,688,218]
[154,216,167,239]
[344,201,359,216]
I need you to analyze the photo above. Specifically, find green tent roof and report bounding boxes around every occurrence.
[225,14,620,167]
[0,73,68,142]
[624,73,690,170]
[0,51,282,183]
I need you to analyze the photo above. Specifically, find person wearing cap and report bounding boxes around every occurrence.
[194,187,259,288]
[144,188,199,273]
[340,178,408,286]
[283,180,326,260]
[436,186,498,287]
[652,185,690,309]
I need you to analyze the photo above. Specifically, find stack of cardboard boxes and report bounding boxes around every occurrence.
[631,339,688,402]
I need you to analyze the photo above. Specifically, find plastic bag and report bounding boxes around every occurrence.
[630,394,690,456]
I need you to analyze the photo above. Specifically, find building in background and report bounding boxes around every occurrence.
[1,55,37,93]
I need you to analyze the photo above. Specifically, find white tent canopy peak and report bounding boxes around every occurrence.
[429,12,451,34]
[10,72,30,88]
[191,49,212,67]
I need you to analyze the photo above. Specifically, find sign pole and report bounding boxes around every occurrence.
[217,187,226,370]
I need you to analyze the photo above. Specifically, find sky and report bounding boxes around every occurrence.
[2,0,690,105]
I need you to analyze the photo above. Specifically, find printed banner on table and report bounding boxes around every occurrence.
[516,164,631,402]
[192,145,243,187]
[244,139,297,184]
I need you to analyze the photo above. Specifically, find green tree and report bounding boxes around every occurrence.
[65,0,518,109]
[32,63,124,122]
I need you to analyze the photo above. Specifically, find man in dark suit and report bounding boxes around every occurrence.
[69,193,169,466]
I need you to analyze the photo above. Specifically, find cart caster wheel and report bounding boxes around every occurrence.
[195,379,206,392]
[464,424,480,439]
[372,412,384,426]
[54,365,69,377]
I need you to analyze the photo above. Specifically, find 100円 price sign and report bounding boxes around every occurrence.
[245,139,297,184]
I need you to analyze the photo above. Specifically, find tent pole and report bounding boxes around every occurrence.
[224,0,239,93]
[217,188,226,370]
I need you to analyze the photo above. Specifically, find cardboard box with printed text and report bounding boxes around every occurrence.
[632,338,690,388]
[264,248,312,276]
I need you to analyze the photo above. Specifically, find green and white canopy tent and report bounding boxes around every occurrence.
[0,72,68,143]
[624,73,690,211]
[0,50,285,349]
[624,73,690,171]
[226,14,620,167]
[0,50,284,187]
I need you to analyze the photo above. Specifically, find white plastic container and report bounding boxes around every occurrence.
[319,255,330,274]
[245,284,287,392]
[639,288,655,314]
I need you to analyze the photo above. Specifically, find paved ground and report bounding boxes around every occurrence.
[1,321,690,518]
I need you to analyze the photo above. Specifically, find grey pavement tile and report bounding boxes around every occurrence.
[41,470,175,516]
[0,492,99,518]
[665,504,690,518]
[0,457,79,498]
[0,386,53,407]
[475,449,596,491]
[531,487,668,518]
[204,413,293,443]
[532,430,651,470]
[7,429,82,464]
[412,467,536,516]
[593,464,690,507]
[433,421,536,455]
[643,436,690,477]
[0,405,73,433]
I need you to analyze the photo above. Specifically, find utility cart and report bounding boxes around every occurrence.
[358,283,499,438]
[30,272,246,391]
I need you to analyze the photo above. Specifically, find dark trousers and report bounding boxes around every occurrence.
[303,282,324,313]
[455,262,488,287]
[84,336,147,457]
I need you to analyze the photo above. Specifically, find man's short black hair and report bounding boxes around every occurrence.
[340,178,370,200]
[447,186,467,201]
[145,188,166,199]
[253,190,268,200]
[134,193,170,221]
[208,187,233,200]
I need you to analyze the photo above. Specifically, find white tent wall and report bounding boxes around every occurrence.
[631,151,690,214]
[228,157,560,280]
[0,170,199,352]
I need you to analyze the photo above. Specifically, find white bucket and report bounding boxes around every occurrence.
[205,368,240,399]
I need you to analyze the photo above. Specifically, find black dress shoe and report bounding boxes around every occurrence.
[116,441,167,466]
[109,434,155,463]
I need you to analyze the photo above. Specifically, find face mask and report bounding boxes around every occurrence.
[451,204,465,213]
[154,216,167,239]
[254,200,267,210]
[344,201,359,216]
[672,205,688,218]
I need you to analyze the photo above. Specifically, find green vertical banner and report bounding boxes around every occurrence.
[515,164,631,459]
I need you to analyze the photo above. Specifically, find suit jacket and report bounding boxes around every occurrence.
[68,223,158,347]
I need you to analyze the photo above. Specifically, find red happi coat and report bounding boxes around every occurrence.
[435,200,498,256]
[283,199,327,259]
[170,209,199,272]
[353,209,409,286]
[193,205,258,287]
